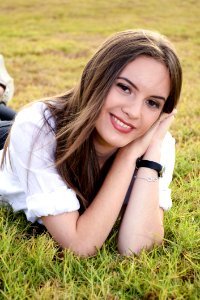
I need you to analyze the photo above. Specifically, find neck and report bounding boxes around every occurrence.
[92,129,118,168]
[96,149,117,168]
[93,139,117,169]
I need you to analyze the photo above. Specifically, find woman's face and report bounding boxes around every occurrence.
[94,55,171,155]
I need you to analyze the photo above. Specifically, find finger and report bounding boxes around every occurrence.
[157,114,175,134]
[159,109,177,122]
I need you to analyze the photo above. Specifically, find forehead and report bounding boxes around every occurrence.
[120,55,167,74]
[119,55,170,95]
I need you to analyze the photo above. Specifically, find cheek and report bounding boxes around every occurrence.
[103,88,121,109]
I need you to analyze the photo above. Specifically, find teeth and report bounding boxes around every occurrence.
[112,116,131,129]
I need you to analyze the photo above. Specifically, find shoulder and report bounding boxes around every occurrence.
[161,131,175,161]
[162,131,175,147]
[11,101,56,140]
[10,101,56,152]
[13,101,55,129]
[160,131,176,183]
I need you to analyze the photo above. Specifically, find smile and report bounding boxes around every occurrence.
[110,114,134,133]
[112,115,132,128]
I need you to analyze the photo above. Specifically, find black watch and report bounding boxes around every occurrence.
[136,159,165,177]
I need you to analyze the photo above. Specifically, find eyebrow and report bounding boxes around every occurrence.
[117,76,167,102]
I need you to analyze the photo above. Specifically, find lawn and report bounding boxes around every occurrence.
[0,0,200,299]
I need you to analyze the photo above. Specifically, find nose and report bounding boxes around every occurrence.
[121,98,143,120]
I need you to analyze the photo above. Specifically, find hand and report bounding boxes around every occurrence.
[119,109,177,160]
[148,109,177,146]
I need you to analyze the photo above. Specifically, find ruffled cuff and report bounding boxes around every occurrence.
[25,186,80,222]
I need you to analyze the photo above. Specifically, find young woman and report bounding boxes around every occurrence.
[0,29,182,256]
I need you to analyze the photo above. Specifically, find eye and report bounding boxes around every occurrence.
[116,82,131,94]
[146,99,161,109]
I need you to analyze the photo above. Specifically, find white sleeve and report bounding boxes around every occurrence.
[9,102,80,222]
[159,131,176,211]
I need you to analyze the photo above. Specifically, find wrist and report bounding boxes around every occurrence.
[117,147,138,165]
[136,159,164,177]
[143,143,162,162]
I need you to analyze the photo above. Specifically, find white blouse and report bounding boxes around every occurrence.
[0,102,175,223]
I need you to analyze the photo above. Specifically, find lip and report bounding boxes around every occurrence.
[110,113,135,133]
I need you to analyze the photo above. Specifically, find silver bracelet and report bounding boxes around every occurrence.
[134,175,159,182]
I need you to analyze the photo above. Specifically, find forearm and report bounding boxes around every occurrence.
[42,150,137,256]
[118,144,164,255]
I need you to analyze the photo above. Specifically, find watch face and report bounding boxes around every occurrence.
[160,166,165,177]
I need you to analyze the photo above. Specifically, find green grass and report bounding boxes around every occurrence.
[0,0,200,299]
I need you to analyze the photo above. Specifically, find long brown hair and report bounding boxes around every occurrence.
[2,29,183,209]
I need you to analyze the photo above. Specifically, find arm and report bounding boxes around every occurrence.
[42,150,138,256]
[118,143,164,255]
[118,113,176,255]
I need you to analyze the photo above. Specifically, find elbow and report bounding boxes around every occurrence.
[60,242,99,258]
[117,241,144,256]
[117,229,164,256]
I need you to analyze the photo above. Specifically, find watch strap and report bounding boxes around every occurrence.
[136,159,164,177]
